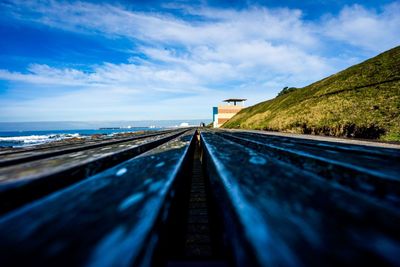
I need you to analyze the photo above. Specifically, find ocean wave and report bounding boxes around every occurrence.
[0,133,81,147]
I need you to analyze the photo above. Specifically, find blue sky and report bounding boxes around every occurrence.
[0,0,399,122]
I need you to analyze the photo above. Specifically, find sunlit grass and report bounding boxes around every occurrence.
[223,46,400,141]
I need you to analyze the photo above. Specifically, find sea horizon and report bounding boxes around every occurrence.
[0,119,209,147]
[0,119,209,132]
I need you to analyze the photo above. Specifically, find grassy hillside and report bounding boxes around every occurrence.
[223,46,400,141]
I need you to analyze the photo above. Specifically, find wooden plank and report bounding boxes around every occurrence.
[0,130,195,267]
[224,129,400,151]
[200,130,400,267]
[0,130,176,156]
[217,131,400,208]
[0,130,186,214]
[221,129,400,158]
[217,130,400,176]
[0,130,175,167]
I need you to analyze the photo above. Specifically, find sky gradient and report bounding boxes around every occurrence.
[0,0,399,122]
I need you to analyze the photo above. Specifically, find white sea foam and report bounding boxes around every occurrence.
[0,133,81,147]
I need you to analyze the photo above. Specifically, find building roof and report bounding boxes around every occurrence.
[223,98,247,102]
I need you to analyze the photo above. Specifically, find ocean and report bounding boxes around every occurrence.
[0,120,209,148]
[0,128,160,148]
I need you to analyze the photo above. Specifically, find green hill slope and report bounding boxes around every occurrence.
[223,46,400,141]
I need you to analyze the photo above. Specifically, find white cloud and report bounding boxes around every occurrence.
[7,1,321,49]
[322,2,400,52]
[0,0,399,121]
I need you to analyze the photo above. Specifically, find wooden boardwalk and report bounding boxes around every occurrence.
[0,128,399,266]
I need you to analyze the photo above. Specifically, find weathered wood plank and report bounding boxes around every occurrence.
[200,130,400,267]
[217,131,400,208]
[220,130,400,161]
[0,130,186,214]
[0,129,176,167]
[0,130,195,267]
[225,129,400,151]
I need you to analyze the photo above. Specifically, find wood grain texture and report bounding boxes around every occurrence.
[0,130,195,267]
[200,130,400,267]
[0,130,186,214]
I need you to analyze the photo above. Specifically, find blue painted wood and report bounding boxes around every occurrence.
[200,130,400,267]
[223,130,400,158]
[0,130,187,215]
[0,130,177,167]
[217,130,400,208]
[0,130,195,267]
[0,128,399,266]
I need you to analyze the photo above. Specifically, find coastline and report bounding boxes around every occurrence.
[0,128,161,148]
